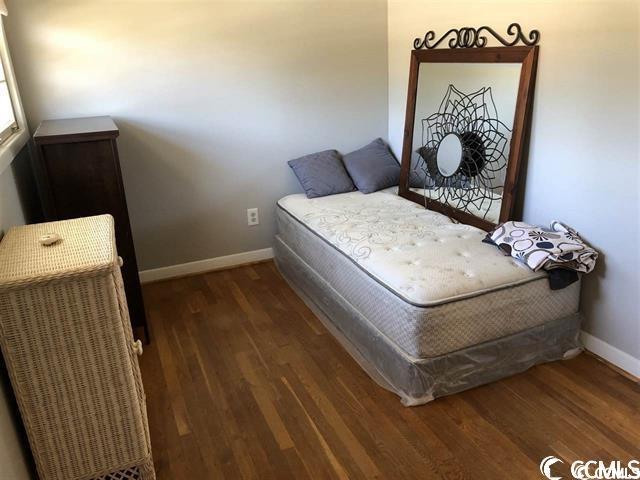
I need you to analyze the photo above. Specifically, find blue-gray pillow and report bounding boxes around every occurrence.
[343,138,400,194]
[288,149,355,198]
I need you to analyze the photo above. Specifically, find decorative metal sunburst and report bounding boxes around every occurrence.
[413,84,511,220]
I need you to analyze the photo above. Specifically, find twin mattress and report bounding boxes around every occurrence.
[276,189,580,361]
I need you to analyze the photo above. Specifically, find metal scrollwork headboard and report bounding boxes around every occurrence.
[399,24,540,231]
[413,23,540,50]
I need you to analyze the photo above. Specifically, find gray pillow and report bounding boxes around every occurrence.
[288,149,355,198]
[343,138,400,194]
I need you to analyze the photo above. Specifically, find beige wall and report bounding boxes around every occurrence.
[5,0,389,270]
[388,0,640,362]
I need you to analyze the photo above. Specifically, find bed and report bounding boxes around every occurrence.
[274,188,582,405]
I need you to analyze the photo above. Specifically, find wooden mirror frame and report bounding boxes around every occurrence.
[398,46,539,231]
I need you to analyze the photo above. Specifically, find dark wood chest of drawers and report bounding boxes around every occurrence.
[33,116,149,341]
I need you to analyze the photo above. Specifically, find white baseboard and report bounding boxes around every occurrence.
[139,247,273,283]
[581,330,640,379]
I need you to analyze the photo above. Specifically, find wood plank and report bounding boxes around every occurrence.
[141,261,640,479]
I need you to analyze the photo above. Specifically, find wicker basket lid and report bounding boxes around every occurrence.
[0,214,117,289]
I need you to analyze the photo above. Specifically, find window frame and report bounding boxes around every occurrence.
[0,16,28,175]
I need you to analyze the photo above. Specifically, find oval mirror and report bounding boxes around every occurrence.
[436,133,463,177]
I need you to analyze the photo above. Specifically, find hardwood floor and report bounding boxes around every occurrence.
[139,261,640,480]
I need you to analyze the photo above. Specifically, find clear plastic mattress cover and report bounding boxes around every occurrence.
[274,236,582,406]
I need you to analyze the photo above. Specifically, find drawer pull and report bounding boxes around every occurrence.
[133,339,143,356]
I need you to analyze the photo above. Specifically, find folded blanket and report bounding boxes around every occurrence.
[485,221,598,274]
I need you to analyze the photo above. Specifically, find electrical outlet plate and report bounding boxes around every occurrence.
[247,208,259,226]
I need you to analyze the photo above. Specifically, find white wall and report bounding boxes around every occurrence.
[4,0,389,271]
[388,0,640,364]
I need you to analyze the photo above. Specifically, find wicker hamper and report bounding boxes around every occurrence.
[0,215,155,480]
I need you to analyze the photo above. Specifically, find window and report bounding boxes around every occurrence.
[0,6,29,175]
[0,55,18,145]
